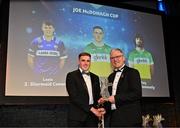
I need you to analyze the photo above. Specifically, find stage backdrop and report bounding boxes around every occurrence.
[5,0,169,97]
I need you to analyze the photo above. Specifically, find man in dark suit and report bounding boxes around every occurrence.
[99,48,142,127]
[66,52,105,127]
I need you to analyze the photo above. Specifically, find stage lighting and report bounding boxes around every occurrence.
[157,0,167,14]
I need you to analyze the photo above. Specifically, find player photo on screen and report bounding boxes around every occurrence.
[6,0,169,97]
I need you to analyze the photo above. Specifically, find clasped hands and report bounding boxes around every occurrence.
[90,107,106,118]
[91,96,115,118]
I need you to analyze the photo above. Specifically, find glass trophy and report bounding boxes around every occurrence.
[100,78,112,101]
[97,78,112,128]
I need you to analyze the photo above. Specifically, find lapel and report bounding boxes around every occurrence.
[77,69,95,99]
[116,67,126,88]
[77,69,88,92]
[108,66,127,95]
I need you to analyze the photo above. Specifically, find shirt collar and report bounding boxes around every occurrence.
[79,68,90,75]
[114,64,125,72]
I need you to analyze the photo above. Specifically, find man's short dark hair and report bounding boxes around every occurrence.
[42,21,54,27]
[93,26,104,32]
[78,52,91,59]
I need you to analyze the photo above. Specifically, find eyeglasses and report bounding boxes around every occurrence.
[110,55,123,60]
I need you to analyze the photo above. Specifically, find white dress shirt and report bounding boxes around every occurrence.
[111,64,125,110]
[79,68,94,105]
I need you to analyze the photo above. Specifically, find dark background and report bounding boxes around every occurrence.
[0,0,180,127]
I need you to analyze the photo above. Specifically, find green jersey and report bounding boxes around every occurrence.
[128,49,154,79]
[84,42,112,77]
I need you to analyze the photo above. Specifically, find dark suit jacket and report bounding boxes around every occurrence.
[66,69,101,121]
[108,65,142,127]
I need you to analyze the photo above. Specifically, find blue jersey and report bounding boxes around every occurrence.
[28,36,67,76]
